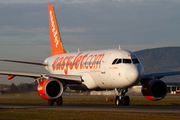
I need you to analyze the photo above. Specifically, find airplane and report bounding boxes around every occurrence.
[0,4,180,106]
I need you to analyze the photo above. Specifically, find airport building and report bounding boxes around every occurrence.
[167,83,180,94]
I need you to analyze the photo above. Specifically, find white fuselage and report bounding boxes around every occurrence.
[44,49,144,90]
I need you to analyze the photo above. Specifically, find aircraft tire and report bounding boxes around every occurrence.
[115,96,121,106]
[122,96,130,106]
[48,100,55,106]
[57,96,63,106]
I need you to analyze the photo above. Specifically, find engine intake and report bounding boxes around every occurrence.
[142,79,167,101]
[37,79,63,100]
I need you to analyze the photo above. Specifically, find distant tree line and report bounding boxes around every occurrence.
[2,83,38,93]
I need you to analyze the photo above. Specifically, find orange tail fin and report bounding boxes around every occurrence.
[48,4,66,56]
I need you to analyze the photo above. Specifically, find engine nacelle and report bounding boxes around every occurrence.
[141,79,167,101]
[37,78,63,100]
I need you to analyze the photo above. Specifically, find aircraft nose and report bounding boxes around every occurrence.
[125,66,139,84]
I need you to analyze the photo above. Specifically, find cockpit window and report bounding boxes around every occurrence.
[112,58,118,64]
[112,58,133,65]
[116,59,122,64]
[132,59,139,64]
[123,59,132,63]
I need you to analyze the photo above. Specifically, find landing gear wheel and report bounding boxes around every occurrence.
[115,88,130,106]
[48,100,55,106]
[115,96,121,106]
[57,96,63,106]
[122,96,130,106]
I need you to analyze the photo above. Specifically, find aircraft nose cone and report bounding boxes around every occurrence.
[125,66,139,84]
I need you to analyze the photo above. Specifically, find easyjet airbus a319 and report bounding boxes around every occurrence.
[0,4,180,106]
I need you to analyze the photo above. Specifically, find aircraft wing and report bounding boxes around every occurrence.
[49,74,82,84]
[0,70,42,78]
[0,59,47,66]
[0,70,82,84]
[142,71,180,80]
[165,82,180,87]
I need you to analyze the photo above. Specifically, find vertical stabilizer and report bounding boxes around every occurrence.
[48,4,66,56]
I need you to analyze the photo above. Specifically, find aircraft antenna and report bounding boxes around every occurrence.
[119,44,121,49]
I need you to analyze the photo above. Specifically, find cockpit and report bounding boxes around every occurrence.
[112,58,139,65]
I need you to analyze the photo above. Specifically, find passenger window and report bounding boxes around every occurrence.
[112,58,118,64]
[116,59,121,64]
[132,59,139,64]
[123,59,132,63]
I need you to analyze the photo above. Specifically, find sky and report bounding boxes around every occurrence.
[0,0,180,84]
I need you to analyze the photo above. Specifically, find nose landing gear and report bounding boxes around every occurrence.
[115,88,130,106]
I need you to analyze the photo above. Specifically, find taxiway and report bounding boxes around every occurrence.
[0,102,180,114]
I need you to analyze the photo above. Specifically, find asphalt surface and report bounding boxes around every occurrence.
[0,102,180,114]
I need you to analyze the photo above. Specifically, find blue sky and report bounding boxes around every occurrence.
[0,0,180,84]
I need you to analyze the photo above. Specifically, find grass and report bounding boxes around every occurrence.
[0,92,180,105]
[0,109,180,120]
[0,92,180,120]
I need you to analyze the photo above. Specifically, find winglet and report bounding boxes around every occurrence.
[8,75,16,80]
[48,4,66,56]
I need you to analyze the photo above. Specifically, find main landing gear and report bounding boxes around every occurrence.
[115,88,130,106]
[48,96,63,106]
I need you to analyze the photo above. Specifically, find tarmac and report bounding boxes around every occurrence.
[0,102,180,114]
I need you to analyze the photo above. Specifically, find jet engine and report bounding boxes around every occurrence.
[37,78,63,100]
[141,79,167,101]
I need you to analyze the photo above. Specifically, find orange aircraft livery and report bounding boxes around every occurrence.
[1,4,180,107]
[52,52,105,74]
[48,4,66,56]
